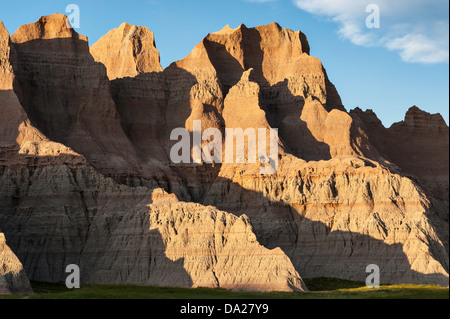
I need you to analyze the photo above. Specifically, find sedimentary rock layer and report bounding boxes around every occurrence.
[0,14,448,294]
[0,164,306,291]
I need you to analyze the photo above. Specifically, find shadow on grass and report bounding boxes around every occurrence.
[1,279,446,300]
[303,277,367,291]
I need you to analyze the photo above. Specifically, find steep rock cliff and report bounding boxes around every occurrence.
[0,15,448,293]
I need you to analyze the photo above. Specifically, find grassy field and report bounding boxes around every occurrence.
[0,278,448,299]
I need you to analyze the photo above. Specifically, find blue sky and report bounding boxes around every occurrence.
[1,0,448,126]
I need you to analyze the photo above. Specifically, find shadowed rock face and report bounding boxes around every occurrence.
[0,14,448,294]
[9,14,140,175]
[350,107,449,194]
[350,107,449,263]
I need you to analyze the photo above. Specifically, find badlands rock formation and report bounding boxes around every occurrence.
[0,14,448,294]
[350,106,449,199]
[90,22,163,80]
[0,233,32,294]
[9,14,141,175]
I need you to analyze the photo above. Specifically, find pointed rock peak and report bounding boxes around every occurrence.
[118,22,136,36]
[264,22,282,30]
[0,20,14,90]
[90,22,162,80]
[351,107,378,118]
[180,22,316,89]
[0,232,33,294]
[42,13,67,20]
[210,23,247,36]
[103,22,157,46]
[0,21,11,48]
[0,21,9,36]
[403,105,448,128]
[238,23,248,30]
[117,22,155,40]
[350,107,384,126]
[241,68,254,82]
[406,105,425,116]
[254,23,310,55]
[119,22,133,31]
[214,24,237,35]
[271,21,281,28]
[210,22,310,57]
[11,13,87,44]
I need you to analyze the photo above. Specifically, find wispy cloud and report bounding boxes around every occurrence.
[294,0,449,64]
[245,0,279,3]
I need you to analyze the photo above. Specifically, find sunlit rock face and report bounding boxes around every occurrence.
[0,14,448,294]
[90,22,163,80]
[0,233,33,295]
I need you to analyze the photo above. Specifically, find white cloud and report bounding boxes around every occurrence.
[386,34,449,63]
[294,0,449,64]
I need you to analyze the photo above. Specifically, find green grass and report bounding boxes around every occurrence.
[1,278,448,299]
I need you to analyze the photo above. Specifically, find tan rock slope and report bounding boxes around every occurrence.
[90,22,163,80]
[0,233,32,294]
[0,14,448,294]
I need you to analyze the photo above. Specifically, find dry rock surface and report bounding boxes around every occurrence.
[0,233,32,294]
[0,14,448,294]
[90,22,163,80]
